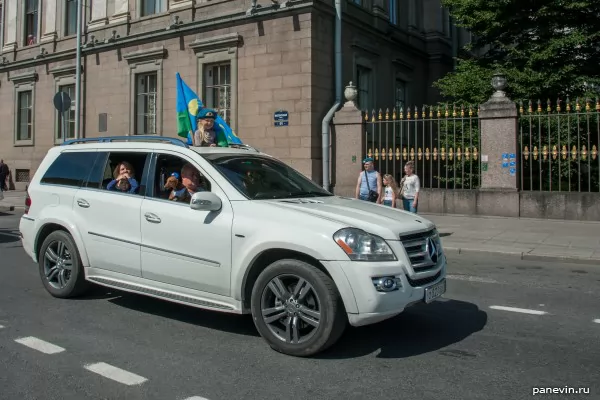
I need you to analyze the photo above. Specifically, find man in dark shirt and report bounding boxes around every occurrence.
[0,160,8,191]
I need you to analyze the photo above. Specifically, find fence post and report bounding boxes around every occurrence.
[477,72,520,216]
[331,82,364,197]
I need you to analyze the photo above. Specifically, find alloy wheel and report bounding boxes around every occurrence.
[260,274,322,344]
[43,240,73,290]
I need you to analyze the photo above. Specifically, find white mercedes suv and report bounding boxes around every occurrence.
[19,136,446,357]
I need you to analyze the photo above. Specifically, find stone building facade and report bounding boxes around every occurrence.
[0,0,470,190]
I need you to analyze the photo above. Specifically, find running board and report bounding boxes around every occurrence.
[87,276,235,311]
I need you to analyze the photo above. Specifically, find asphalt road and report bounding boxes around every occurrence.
[1,210,599,400]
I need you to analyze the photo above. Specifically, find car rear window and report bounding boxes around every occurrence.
[41,151,100,188]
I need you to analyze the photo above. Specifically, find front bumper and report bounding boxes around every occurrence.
[322,253,447,327]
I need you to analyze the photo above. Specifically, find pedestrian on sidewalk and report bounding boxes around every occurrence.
[355,157,382,203]
[0,159,8,191]
[399,160,420,213]
[382,174,399,207]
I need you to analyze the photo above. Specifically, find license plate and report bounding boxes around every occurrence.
[424,279,446,303]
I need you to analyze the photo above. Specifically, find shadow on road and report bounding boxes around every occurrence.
[317,299,487,359]
[93,287,486,358]
[439,232,453,237]
[106,291,260,337]
[0,228,20,244]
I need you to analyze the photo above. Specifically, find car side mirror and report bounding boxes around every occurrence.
[190,191,222,212]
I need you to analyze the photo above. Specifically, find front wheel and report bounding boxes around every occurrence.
[250,259,347,357]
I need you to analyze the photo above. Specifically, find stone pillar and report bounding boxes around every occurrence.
[41,0,57,43]
[479,72,518,190]
[89,0,108,29]
[110,0,129,24]
[332,82,365,198]
[477,72,520,217]
[2,0,17,52]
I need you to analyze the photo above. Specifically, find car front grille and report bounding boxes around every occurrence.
[399,228,442,273]
[405,271,442,287]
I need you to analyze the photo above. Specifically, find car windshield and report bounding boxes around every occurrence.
[203,154,334,199]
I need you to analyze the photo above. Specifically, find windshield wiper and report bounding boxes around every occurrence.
[252,191,332,200]
[287,191,333,198]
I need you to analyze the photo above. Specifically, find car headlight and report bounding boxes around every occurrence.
[333,228,397,261]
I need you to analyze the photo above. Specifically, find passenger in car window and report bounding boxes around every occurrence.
[166,163,207,202]
[106,161,139,194]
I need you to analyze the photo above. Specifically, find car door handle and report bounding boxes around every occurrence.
[144,212,161,224]
[76,199,90,208]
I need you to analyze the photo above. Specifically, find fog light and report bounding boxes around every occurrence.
[372,276,401,292]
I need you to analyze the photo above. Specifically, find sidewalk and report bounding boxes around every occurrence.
[424,213,600,266]
[0,190,25,211]
[0,190,24,212]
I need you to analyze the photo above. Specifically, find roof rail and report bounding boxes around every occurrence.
[228,143,260,152]
[61,136,189,148]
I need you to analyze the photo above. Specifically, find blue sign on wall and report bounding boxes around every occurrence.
[274,111,289,120]
[274,110,289,126]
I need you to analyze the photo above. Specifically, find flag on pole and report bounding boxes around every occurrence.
[175,73,243,145]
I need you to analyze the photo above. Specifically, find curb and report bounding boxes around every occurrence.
[444,246,600,266]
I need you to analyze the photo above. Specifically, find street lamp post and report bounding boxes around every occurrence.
[75,0,83,138]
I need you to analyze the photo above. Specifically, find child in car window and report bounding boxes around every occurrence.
[107,161,139,194]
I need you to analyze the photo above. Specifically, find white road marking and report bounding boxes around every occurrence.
[84,362,147,386]
[0,325,4,329]
[446,274,499,284]
[489,306,548,315]
[183,397,211,400]
[14,337,65,354]
[593,319,600,324]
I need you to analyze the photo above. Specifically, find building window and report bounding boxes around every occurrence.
[65,0,77,36]
[141,0,165,17]
[17,91,33,141]
[204,62,232,125]
[24,0,38,46]
[389,0,398,25]
[356,65,373,111]
[395,79,406,111]
[15,169,31,183]
[135,72,157,135]
[57,84,76,140]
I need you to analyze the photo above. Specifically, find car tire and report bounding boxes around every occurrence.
[38,230,89,298]
[251,259,347,357]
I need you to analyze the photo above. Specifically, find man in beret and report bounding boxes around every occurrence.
[193,108,229,147]
[355,156,382,203]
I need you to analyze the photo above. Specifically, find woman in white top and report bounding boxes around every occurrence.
[399,160,420,213]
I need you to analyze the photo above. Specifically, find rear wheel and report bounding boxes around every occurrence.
[38,230,89,298]
[251,259,347,357]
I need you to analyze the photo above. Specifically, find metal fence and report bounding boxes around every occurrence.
[518,99,600,192]
[364,105,481,189]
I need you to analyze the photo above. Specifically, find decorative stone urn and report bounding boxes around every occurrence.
[491,72,507,98]
[344,81,358,105]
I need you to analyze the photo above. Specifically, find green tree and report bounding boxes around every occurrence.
[434,0,600,103]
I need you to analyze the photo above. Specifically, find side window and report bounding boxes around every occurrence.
[93,151,150,195]
[85,152,109,189]
[150,153,211,203]
[40,151,99,187]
